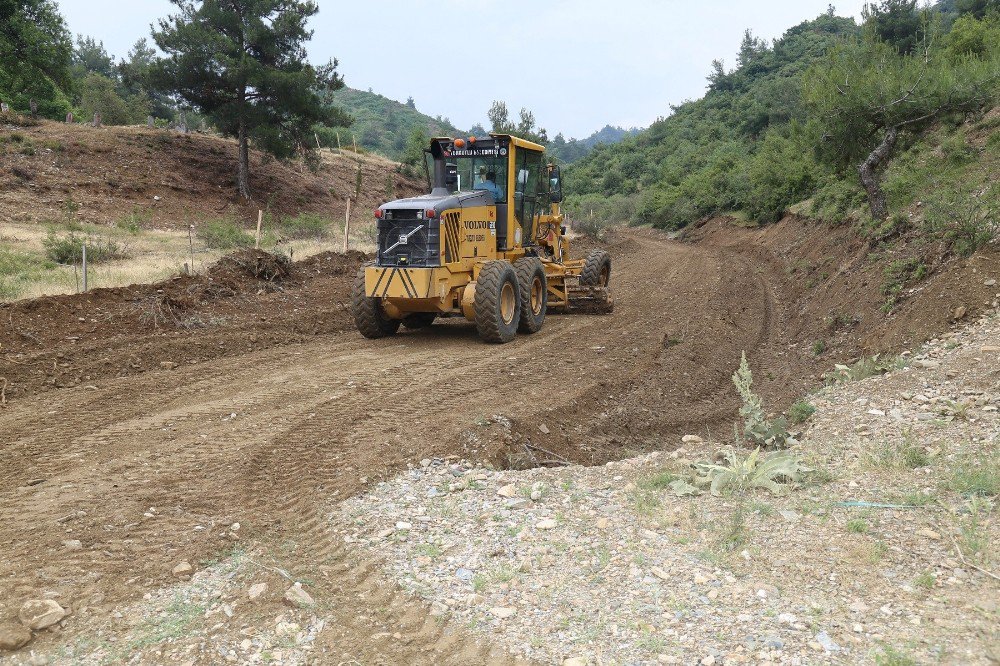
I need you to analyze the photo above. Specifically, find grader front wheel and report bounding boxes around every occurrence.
[474,261,521,344]
[580,249,611,287]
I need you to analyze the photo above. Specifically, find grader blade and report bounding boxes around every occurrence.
[566,285,614,314]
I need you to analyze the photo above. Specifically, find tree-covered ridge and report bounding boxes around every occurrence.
[565,10,862,227]
[323,87,465,160]
[565,3,1000,237]
[548,125,642,165]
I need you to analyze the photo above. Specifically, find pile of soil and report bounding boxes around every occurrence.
[0,249,368,402]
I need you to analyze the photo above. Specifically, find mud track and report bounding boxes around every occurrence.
[0,227,953,662]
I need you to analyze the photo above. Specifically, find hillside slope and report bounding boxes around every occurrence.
[0,120,423,229]
[566,7,999,238]
[326,87,465,160]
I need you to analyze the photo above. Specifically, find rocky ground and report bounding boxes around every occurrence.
[335,310,1000,666]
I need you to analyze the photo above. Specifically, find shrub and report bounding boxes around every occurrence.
[197,219,255,249]
[42,231,128,264]
[922,179,999,257]
[787,401,817,424]
[824,354,908,384]
[277,213,331,238]
[810,176,866,223]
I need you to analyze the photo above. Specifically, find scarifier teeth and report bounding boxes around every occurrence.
[566,286,614,314]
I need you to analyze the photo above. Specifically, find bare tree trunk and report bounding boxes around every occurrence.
[858,127,898,221]
[237,118,250,201]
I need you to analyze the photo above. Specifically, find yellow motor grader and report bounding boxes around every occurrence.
[351,134,612,343]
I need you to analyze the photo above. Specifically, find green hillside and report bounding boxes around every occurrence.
[323,88,466,160]
[548,125,642,165]
[566,2,1000,248]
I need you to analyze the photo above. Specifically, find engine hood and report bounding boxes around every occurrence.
[379,190,493,216]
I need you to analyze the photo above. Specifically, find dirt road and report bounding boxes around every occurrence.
[0,230,856,663]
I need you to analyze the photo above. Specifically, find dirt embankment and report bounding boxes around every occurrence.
[0,219,997,664]
[0,249,366,403]
[0,120,424,228]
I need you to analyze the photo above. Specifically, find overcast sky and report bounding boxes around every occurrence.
[55,0,868,139]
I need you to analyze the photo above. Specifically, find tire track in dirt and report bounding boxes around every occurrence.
[0,229,812,663]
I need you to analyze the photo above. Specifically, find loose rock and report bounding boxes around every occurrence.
[18,600,66,631]
[284,582,314,607]
[0,623,32,651]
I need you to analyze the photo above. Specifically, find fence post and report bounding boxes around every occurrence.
[255,209,263,249]
[81,242,88,292]
[188,225,195,274]
[344,198,352,253]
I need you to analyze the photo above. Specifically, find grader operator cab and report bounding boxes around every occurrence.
[351,134,612,343]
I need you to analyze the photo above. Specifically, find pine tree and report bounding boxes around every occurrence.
[0,0,73,117]
[151,0,345,199]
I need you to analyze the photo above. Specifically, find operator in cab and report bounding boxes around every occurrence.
[476,170,503,203]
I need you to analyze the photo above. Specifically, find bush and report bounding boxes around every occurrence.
[277,213,332,238]
[197,219,256,249]
[810,176,866,223]
[42,231,128,264]
[788,400,817,424]
[921,179,999,256]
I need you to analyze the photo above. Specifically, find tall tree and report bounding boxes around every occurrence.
[119,38,173,119]
[0,0,73,117]
[861,0,924,53]
[71,35,116,80]
[805,31,999,219]
[151,0,345,199]
[487,100,547,144]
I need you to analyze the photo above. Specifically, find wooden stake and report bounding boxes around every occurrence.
[81,242,88,292]
[314,132,321,150]
[188,225,195,274]
[344,198,352,253]
[255,209,263,249]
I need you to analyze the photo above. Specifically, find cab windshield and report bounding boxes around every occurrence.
[451,155,508,203]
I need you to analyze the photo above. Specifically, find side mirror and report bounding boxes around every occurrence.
[549,165,564,203]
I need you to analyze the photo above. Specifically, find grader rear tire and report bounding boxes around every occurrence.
[351,268,401,339]
[474,261,521,343]
[580,249,611,287]
[514,257,546,334]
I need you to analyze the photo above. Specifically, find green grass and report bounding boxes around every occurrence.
[824,354,908,384]
[846,518,869,534]
[787,400,816,425]
[636,471,677,490]
[811,340,826,356]
[868,433,931,470]
[126,593,206,652]
[0,247,58,300]
[276,213,333,238]
[872,644,919,666]
[947,452,999,497]
[913,570,935,589]
[197,218,256,249]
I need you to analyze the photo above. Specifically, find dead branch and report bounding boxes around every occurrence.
[524,441,570,464]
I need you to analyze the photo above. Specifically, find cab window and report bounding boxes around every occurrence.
[514,148,545,238]
[453,156,508,202]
